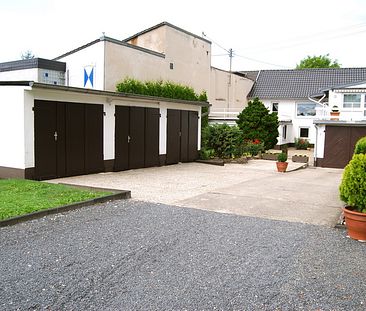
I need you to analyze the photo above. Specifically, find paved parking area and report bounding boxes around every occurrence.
[50,160,343,227]
[1,200,365,310]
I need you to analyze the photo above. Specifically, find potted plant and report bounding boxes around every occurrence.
[330,105,340,120]
[339,137,366,241]
[276,152,288,172]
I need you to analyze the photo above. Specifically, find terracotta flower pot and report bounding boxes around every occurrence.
[276,161,288,172]
[330,111,340,120]
[344,207,366,241]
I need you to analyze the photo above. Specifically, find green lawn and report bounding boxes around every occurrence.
[0,179,112,220]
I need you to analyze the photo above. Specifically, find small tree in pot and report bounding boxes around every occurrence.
[276,152,288,172]
[339,137,366,241]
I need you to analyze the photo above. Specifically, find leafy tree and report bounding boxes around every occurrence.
[236,97,279,150]
[296,54,340,69]
[21,50,35,60]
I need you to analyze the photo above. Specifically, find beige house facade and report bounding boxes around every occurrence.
[54,22,253,116]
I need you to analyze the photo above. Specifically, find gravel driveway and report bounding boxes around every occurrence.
[1,200,365,310]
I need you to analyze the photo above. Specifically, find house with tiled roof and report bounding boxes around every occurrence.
[240,68,366,144]
[240,67,366,168]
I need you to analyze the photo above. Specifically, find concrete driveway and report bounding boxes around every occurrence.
[50,160,344,227]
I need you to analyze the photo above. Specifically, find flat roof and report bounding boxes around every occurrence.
[0,81,210,107]
[0,58,66,73]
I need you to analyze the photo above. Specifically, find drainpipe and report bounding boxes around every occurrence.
[308,94,326,166]
[314,123,318,167]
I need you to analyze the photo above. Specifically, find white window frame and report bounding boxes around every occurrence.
[299,127,310,138]
[296,102,317,118]
[272,102,278,114]
[343,94,362,110]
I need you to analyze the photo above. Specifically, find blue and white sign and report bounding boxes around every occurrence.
[83,66,94,88]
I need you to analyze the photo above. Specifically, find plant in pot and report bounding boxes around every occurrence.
[276,152,288,172]
[339,137,366,241]
[330,105,340,120]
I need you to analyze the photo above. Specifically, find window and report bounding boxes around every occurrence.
[343,94,361,108]
[272,103,278,113]
[282,125,287,139]
[170,62,174,70]
[299,127,309,138]
[297,103,316,116]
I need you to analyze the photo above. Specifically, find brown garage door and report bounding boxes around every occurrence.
[322,125,366,168]
[115,106,160,171]
[34,100,104,180]
[166,109,199,165]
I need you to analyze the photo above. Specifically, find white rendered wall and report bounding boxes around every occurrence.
[328,90,366,121]
[0,68,38,81]
[0,86,26,169]
[314,124,326,159]
[57,40,105,90]
[263,99,319,144]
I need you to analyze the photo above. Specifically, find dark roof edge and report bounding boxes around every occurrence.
[314,120,366,126]
[211,66,250,78]
[247,95,312,100]
[319,79,366,92]
[0,58,66,73]
[123,21,211,44]
[53,39,101,60]
[103,36,165,58]
[0,81,209,107]
[53,36,165,61]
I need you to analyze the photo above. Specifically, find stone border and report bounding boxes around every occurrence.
[0,184,131,228]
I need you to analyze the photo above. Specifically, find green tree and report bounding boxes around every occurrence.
[296,54,340,69]
[236,97,279,150]
[21,50,35,60]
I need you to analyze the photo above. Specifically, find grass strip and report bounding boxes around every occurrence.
[0,179,112,220]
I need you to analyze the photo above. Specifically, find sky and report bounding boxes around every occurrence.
[1,0,366,71]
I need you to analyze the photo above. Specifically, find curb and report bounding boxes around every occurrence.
[196,159,225,166]
[0,185,131,228]
[286,162,308,172]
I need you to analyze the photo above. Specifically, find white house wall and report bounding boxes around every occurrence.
[314,124,326,159]
[328,90,366,121]
[262,99,318,144]
[0,68,39,81]
[0,86,27,170]
[57,40,105,90]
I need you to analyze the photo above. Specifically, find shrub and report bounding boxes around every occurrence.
[339,153,366,213]
[236,97,279,150]
[203,124,243,158]
[354,136,366,155]
[199,148,215,160]
[243,140,264,156]
[116,78,207,102]
[277,153,287,162]
[295,138,309,150]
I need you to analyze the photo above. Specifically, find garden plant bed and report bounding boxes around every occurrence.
[292,155,309,163]
[0,179,130,226]
[262,152,281,161]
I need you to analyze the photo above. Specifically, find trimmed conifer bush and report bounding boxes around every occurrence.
[339,153,366,213]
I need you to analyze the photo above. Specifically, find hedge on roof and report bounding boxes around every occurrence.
[116,78,207,102]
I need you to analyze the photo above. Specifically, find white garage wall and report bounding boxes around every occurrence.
[0,86,26,169]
